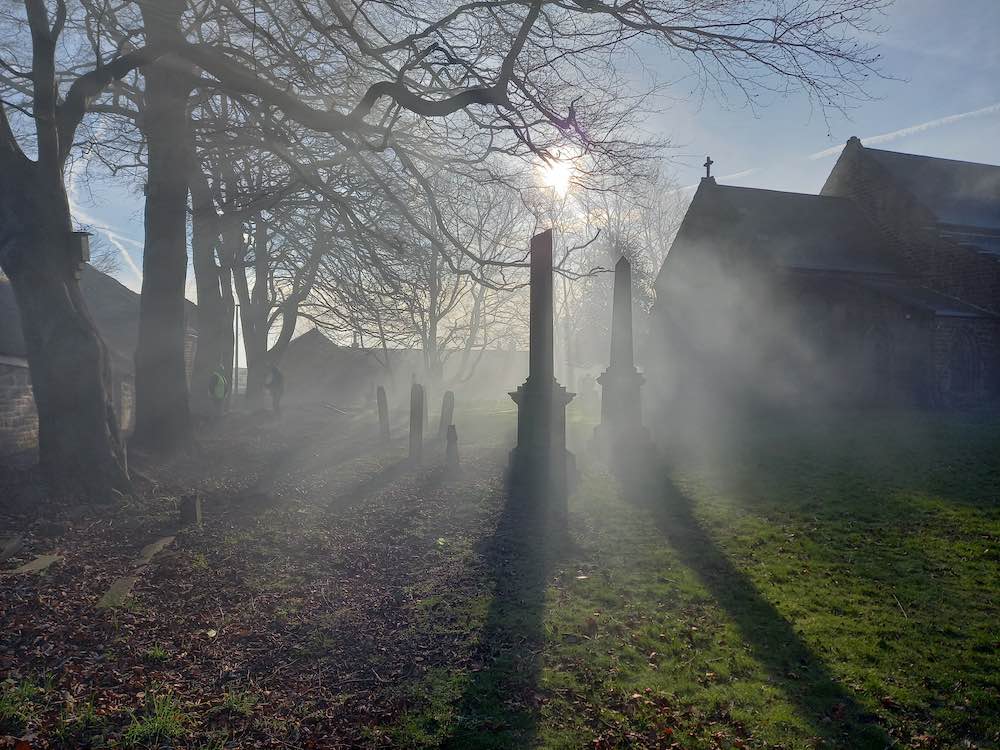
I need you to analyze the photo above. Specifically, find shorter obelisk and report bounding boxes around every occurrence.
[593,255,652,457]
[509,230,575,498]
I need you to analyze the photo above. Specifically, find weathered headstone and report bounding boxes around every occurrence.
[1,553,62,576]
[593,255,652,457]
[446,425,459,468]
[438,391,455,440]
[409,383,424,464]
[377,385,390,442]
[509,229,576,498]
[180,494,202,526]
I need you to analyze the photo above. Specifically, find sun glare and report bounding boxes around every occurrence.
[539,157,573,198]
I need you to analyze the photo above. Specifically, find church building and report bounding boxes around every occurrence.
[651,138,999,410]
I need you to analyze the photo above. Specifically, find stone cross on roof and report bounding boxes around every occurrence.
[704,156,714,178]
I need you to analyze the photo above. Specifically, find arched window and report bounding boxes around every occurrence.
[949,329,979,395]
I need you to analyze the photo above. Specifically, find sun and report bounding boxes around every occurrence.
[539,157,573,198]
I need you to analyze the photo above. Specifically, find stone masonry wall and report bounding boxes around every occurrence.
[931,318,1000,405]
[822,141,1000,314]
[1,361,136,456]
[0,360,39,455]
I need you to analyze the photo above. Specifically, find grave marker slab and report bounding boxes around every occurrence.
[377,385,390,442]
[409,383,425,464]
[438,391,455,440]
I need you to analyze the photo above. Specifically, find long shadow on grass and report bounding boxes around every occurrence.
[439,476,563,749]
[616,461,889,750]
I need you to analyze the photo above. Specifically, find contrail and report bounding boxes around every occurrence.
[66,141,144,288]
[808,101,1000,160]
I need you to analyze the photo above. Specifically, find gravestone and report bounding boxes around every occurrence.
[509,229,575,498]
[409,383,424,464]
[377,385,390,442]
[180,494,203,526]
[593,255,653,458]
[446,425,459,468]
[438,391,455,440]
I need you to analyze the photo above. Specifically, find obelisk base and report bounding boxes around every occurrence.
[509,377,576,502]
[592,366,655,462]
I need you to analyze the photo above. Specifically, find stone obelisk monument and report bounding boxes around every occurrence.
[509,230,575,496]
[593,255,651,456]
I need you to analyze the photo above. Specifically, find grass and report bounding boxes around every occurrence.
[142,644,169,663]
[122,692,188,746]
[53,699,108,746]
[4,407,996,748]
[383,410,999,749]
[218,688,258,718]
[0,678,43,735]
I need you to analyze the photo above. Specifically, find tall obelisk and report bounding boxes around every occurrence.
[509,230,575,496]
[593,255,651,455]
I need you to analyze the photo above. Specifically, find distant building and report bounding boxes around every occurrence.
[281,328,528,406]
[0,266,198,455]
[651,139,999,411]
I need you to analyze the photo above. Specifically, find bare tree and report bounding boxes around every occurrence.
[0,0,158,500]
[1,0,888,496]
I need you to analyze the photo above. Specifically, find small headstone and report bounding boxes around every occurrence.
[137,536,176,565]
[1,535,24,562]
[377,386,390,442]
[180,495,202,526]
[409,383,424,464]
[97,574,139,609]
[3,553,62,576]
[438,391,455,440]
[446,425,459,468]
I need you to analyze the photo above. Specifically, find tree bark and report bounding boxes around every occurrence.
[132,3,194,450]
[189,170,225,415]
[0,161,129,501]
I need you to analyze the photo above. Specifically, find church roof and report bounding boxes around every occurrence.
[865,148,1000,230]
[0,266,197,370]
[681,181,897,275]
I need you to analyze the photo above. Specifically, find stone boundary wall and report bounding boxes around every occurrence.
[0,358,39,456]
[0,358,135,456]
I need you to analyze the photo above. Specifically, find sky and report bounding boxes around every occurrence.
[70,0,1000,295]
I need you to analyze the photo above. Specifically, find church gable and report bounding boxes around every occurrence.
[822,138,1000,313]
[656,177,894,302]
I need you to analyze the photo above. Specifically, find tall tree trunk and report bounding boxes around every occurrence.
[132,4,194,450]
[189,172,224,415]
[0,161,129,501]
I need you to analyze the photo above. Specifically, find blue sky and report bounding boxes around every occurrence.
[71,0,1000,294]
[649,0,1000,193]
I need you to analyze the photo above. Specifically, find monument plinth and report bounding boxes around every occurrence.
[593,255,652,457]
[509,230,576,497]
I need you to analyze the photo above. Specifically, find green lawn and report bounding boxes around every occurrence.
[392,410,1000,750]
[2,408,997,749]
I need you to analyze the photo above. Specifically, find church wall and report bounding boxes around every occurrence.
[649,265,940,413]
[822,141,1000,314]
[931,318,1000,405]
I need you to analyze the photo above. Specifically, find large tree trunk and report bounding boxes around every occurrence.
[189,177,224,415]
[236,218,270,405]
[0,161,129,501]
[132,14,194,450]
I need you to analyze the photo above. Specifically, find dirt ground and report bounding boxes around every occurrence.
[2,404,998,750]
[1,404,526,748]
